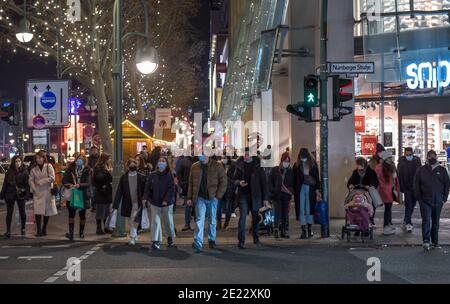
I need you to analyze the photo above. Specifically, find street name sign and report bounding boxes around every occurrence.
[330,62,375,74]
[26,80,70,128]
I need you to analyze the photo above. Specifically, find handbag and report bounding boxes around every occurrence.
[368,186,384,208]
[106,209,117,229]
[46,164,58,196]
[70,188,84,209]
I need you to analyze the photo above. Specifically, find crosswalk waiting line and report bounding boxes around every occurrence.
[43,243,105,284]
[18,256,52,260]
[0,257,9,260]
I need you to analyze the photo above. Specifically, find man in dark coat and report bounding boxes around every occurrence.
[398,147,421,232]
[177,156,194,231]
[232,149,269,249]
[414,150,450,251]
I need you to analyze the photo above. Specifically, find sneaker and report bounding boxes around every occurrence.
[432,244,442,250]
[406,224,413,233]
[151,242,161,251]
[423,243,432,251]
[181,225,191,232]
[192,243,202,253]
[231,213,237,218]
[208,240,217,249]
[221,213,226,219]
[383,226,395,235]
[3,232,11,239]
[168,237,176,248]
[128,238,137,246]
[238,242,245,249]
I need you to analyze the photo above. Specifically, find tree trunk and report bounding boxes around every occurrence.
[93,71,113,155]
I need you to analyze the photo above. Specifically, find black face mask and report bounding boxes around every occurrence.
[428,158,437,165]
[129,166,137,172]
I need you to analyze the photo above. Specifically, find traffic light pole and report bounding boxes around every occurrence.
[319,0,330,238]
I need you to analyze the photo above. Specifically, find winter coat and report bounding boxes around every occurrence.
[293,161,321,219]
[0,166,30,202]
[268,165,294,202]
[143,170,175,207]
[87,154,99,169]
[113,172,147,217]
[93,166,113,205]
[62,166,92,210]
[347,167,379,189]
[187,159,227,203]
[29,164,57,216]
[398,156,421,192]
[375,163,400,204]
[224,161,238,203]
[231,158,269,212]
[414,164,450,203]
[176,156,193,197]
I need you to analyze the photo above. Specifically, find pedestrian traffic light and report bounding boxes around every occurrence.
[304,75,319,106]
[332,76,354,121]
[0,101,16,125]
[286,102,313,122]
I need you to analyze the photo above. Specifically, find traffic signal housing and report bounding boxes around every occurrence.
[332,76,354,121]
[286,102,313,122]
[0,100,17,125]
[304,75,319,106]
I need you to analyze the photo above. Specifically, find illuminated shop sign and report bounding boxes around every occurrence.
[406,60,450,90]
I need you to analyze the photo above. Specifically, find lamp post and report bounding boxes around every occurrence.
[15,0,33,43]
[112,0,158,237]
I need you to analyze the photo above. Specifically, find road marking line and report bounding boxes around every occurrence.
[43,243,104,284]
[44,277,59,283]
[0,256,9,260]
[2,245,32,248]
[42,245,71,248]
[18,256,52,260]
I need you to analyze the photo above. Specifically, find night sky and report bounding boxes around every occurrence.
[0,0,211,111]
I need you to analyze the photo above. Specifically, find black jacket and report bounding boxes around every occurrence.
[87,155,99,169]
[232,158,269,211]
[414,164,450,203]
[0,166,30,202]
[398,156,421,192]
[176,156,192,196]
[268,165,294,202]
[93,166,113,205]
[347,167,379,189]
[113,172,147,217]
[293,161,321,220]
[62,166,91,209]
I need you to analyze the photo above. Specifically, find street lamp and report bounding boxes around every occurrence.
[15,0,33,43]
[112,0,158,237]
[85,96,98,112]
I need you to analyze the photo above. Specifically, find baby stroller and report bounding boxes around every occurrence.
[341,188,374,243]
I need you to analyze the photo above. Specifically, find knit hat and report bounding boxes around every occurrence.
[380,151,393,161]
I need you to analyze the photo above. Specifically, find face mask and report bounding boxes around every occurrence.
[428,158,437,165]
[129,166,137,172]
[406,156,413,161]
[301,158,308,163]
[198,155,206,163]
[76,159,84,167]
[222,159,228,165]
[158,162,167,171]
[282,162,290,169]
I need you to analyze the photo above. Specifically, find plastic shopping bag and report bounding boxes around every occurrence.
[141,207,150,230]
[106,209,117,229]
[368,186,384,208]
[69,188,84,209]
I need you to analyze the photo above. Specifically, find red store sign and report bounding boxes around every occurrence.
[361,135,378,155]
[355,115,365,133]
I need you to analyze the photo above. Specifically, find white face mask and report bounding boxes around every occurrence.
[282,162,290,169]
[301,158,308,163]
[222,159,228,165]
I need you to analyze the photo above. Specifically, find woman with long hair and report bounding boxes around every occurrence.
[1,156,29,238]
[293,148,321,239]
[375,151,401,235]
[93,153,113,234]
[62,153,91,241]
[29,151,58,237]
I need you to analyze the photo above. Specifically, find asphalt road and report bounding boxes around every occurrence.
[1,237,450,284]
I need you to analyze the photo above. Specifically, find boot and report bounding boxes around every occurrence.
[96,220,105,235]
[42,216,49,236]
[65,223,74,241]
[103,220,112,234]
[281,227,290,239]
[307,224,313,238]
[300,225,307,239]
[35,215,42,237]
[79,221,85,239]
[274,228,280,239]
[223,218,230,231]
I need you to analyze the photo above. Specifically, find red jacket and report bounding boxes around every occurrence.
[375,163,400,204]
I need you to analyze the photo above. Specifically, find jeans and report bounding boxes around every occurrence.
[403,190,416,225]
[217,198,232,225]
[193,197,218,249]
[274,199,290,232]
[150,204,175,244]
[6,199,26,231]
[384,203,393,227]
[238,196,259,243]
[299,185,313,225]
[419,195,444,245]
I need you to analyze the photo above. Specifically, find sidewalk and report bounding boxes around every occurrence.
[1,200,450,247]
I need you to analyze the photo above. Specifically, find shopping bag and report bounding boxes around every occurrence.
[63,188,72,201]
[141,207,150,230]
[106,209,117,229]
[368,186,384,208]
[69,188,84,209]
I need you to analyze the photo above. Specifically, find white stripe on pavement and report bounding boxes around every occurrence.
[2,245,32,248]
[0,257,9,260]
[18,256,52,260]
[43,243,104,284]
[41,245,71,248]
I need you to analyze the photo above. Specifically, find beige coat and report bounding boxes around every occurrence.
[29,164,57,216]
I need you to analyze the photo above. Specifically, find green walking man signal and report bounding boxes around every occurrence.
[304,75,319,106]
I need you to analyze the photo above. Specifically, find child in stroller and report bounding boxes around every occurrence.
[342,188,374,242]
